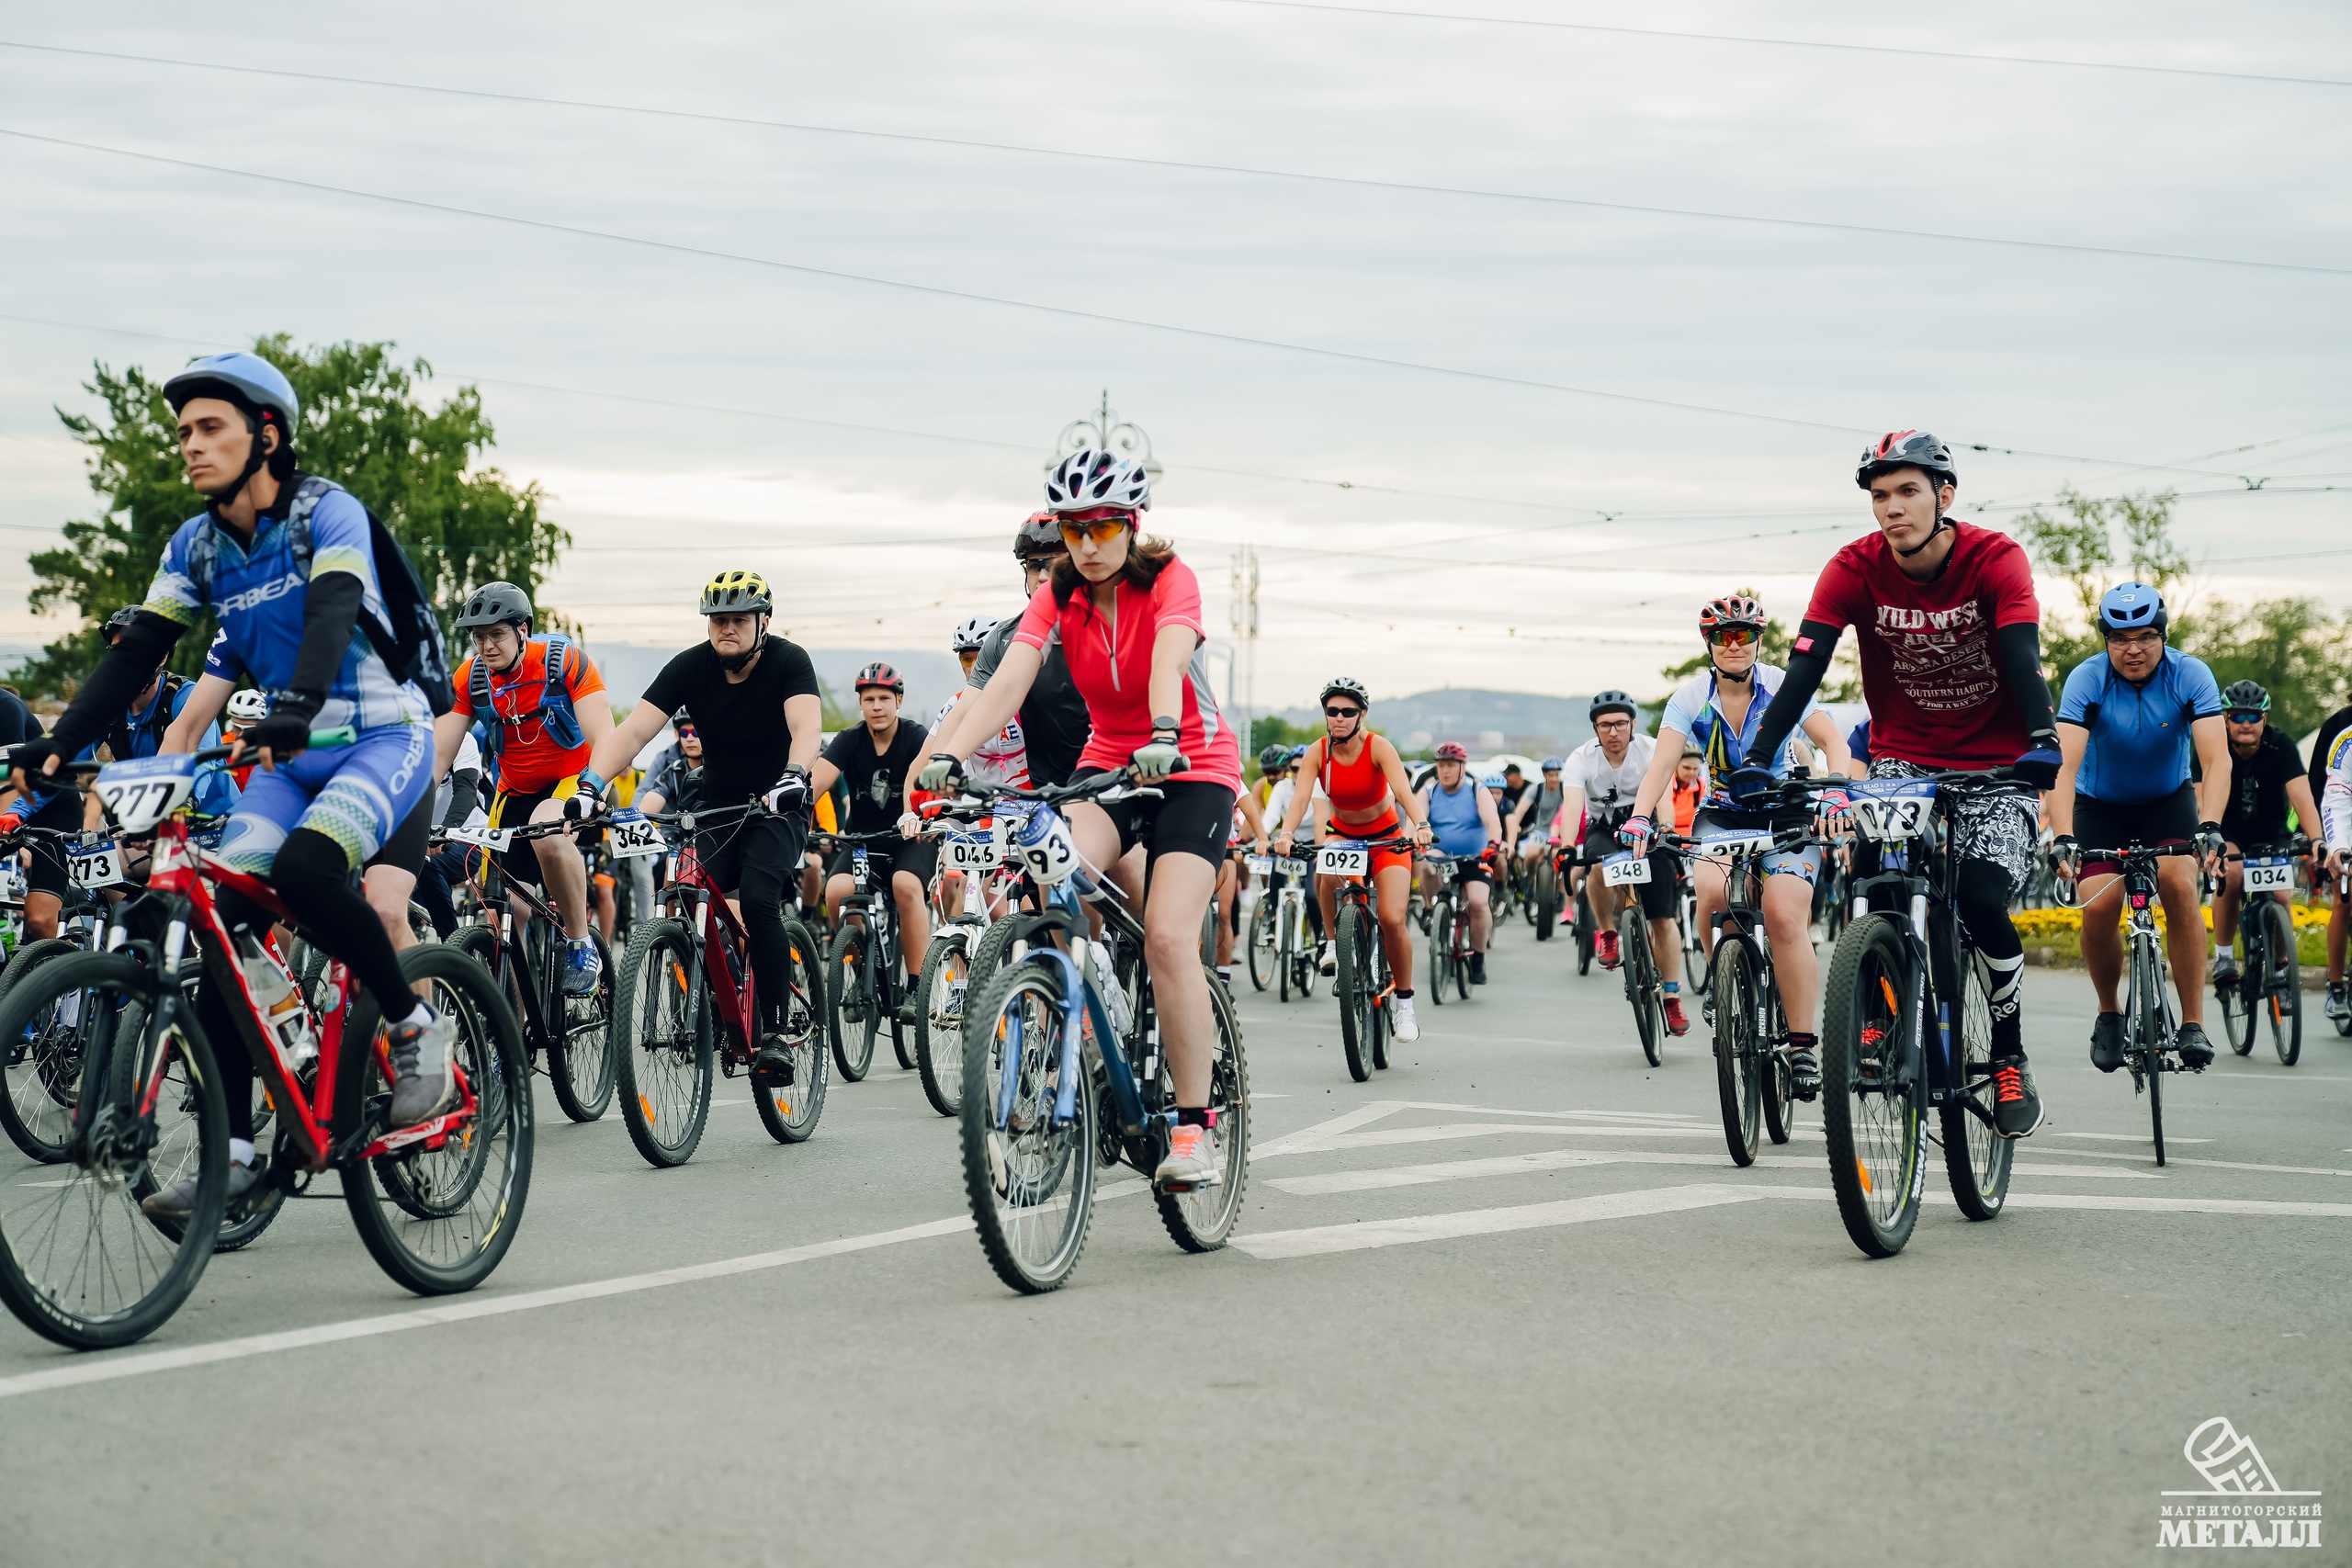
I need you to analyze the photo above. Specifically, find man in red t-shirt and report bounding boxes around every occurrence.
[1745,431,2062,1139]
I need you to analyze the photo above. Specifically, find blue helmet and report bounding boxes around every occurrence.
[1541,756,1565,772]
[1480,772,1506,789]
[1285,744,1308,763]
[163,351,300,433]
[2098,581,2168,637]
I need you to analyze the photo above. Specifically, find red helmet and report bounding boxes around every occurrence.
[1699,593,1765,636]
[1433,742,1469,762]
[854,660,904,694]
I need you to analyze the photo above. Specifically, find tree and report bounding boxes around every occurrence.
[16,336,566,697]
[2016,488,2188,679]
[1655,586,1860,721]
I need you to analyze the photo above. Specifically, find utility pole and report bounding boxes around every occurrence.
[1229,544,1259,750]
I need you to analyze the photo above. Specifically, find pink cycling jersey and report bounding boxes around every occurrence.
[1012,555,1243,792]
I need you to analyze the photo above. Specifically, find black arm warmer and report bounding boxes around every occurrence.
[440,767,481,830]
[288,570,365,705]
[1747,619,1842,767]
[1995,621,2056,739]
[46,611,186,758]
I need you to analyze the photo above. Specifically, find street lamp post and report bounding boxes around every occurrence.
[1048,389,1164,483]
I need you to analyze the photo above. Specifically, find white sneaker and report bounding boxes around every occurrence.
[1317,941,1336,976]
[1390,993,1420,1043]
[1155,1122,1221,1189]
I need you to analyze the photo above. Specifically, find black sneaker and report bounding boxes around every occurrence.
[752,1035,797,1086]
[1468,952,1487,986]
[1987,1055,2044,1139]
[2175,1021,2215,1071]
[2089,1011,2126,1073]
[1787,1044,1820,1101]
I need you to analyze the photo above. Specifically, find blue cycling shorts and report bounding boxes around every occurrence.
[1690,807,1824,886]
[212,721,433,875]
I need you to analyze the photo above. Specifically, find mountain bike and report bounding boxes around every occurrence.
[608,802,828,1166]
[1596,846,1668,1066]
[1531,844,1562,941]
[1422,853,1475,1005]
[441,818,616,1123]
[1813,770,2021,1257]
[0,735,530,1349]
[0,836,116,1163]
[955,769,1250,1293]
[814,829,910,1083]
[1665,823,1809,1166]
[2212,841,2302,1066]
[910,803,1014,1117]
[1244,851,1318,1000]
[2064,839,2201,1167]
[1324,834,1417,1081]
[1571,858,1596,974]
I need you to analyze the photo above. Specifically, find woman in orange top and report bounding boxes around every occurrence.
[1669,745,1706,836]
[1271,676,1433,1043]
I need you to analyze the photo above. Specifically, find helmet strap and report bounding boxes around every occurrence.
[718,613,767,673]
[1710,656,1753,685]
[202,411,275,506]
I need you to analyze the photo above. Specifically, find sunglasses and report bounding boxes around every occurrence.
[676,727,698,739]
[2227,711,2265,725]
[1707,626,1758,649]
[1057,513,1136,545]
[1324,705,1362,719]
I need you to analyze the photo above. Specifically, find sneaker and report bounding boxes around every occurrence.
[2089,1011,2126,1073]
[561,938,603,997]
[2326,984,2348,1024]
[1468,952,1487,986]
[1391,993,1420,1043]
[1155,1122,1221,1190]
[2208,951,2239,987]
[1662,997,1690,1036]
[1317,941,1336,976]
[2176,1021,2215,1071]
[1987,1055,2044,1139]
[752,1035,797,1086]
[1787,1043,1820,1100]
[386,1010,460,1125]
[141,1158,260,1223]
[1595,929,1622,969]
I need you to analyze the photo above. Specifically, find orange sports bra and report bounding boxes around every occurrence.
[1318,737,1391,816]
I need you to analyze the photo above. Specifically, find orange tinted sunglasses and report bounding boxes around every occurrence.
[1058,510,1136,545]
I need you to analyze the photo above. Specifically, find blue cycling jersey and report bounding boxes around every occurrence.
[144,486,430,734]
[1426,776,1487,857]
[1659,663,1821,795]
[2058,646,2222,804]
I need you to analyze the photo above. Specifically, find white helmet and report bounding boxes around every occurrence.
[1045,447,1151,513]
[952,616,996,653]
[224,688,269,724]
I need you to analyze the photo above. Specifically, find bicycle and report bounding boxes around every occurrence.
[1244,849,1318,1000]
[1322,833,1417,1081]
[1530,842,1563,941]
[2062,839,2204,1166]
[1569,852,1597,974]
[1813,770,2024,1258]
[0,734,532,1349]
[0,829,119,1163]
[1665,822,1813,1165]
[441,818,616,1123]
[954,770,1248,1293]
[910,804,1013,1117]
[815,829,913,1083]
[2212,841,2302,1066]
[607,801,830,1167]
[1422,853,1475,1006]
[1593,838,1674,1066]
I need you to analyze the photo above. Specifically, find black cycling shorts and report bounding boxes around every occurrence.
[1080,776,1236,873]
[697,813,810,901]
[17,790,87,900]
[826,834,939,889]
[487,783,597,886]
[366,794,433,878]
[2075,784,2198,879]
[1589,845,1679,919]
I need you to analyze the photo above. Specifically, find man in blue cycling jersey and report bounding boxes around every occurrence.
[2048,582,2230,1071]
[11,353,447,1219]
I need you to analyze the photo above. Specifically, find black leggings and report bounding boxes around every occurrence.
[199,828,420,1141]
[695,816,808,1032]
[1954,859,2027,1055]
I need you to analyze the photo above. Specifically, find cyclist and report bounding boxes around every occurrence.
[1566,693,1685,1011]
[2306,698,2352,1023]
[1741,431,2064,1138]
[88,606,238,813]
[1215,787,1271,984]
[1508,756,1568,876]
[221,687,269,788]
[2048,583,2230,1071]
[2322,722,2352,969]
[811,661,936,1012]
[917,448,1243,1189]
[582,570,824,1084]
[2209,680,2321,988]
[949,512,1091,791]
[11,351,452,1215]
[1411,741,1499,987]
[1272,677,1434,1032]
[1670,742,1706,833]
[432,581,612,996]
[0,683,81,945]
[1623,594,1853,1091]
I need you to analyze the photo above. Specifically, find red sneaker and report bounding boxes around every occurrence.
[1595,929,1622,968]
[1662,997,1690,1035]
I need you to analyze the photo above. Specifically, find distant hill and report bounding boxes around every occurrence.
[586,644,966,727]
[1268,688,1655,757]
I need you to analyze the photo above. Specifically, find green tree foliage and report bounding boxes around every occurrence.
[2016,488,2188,678]
[16,336,565,696]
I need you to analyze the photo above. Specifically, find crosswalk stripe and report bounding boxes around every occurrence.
[1231,1184,1762,1259]
[1267,1148,2165,1195]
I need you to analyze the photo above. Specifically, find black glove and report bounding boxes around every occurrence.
[762,765,812,817]
[6,739,67,796]
[562,770,608,821]
[2010,730,2063,792]
[2049,833,2078,866]
[2196,821,2226,863]
[1724,765,1776,805]
[243,692,322,765]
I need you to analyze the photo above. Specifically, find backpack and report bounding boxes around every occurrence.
[184,476,457,716]
[470,633,586,774]
[105,671,192,761]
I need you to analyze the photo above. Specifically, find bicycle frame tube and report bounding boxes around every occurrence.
[670,843,754,1046]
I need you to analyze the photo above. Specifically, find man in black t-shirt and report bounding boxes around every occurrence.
[0,686,82,942]
[2307,699,2352,1020]
[944,513,1090,788]
[583,570,822,1082]
[2210,681,2321,987]
[812,662,933,1004]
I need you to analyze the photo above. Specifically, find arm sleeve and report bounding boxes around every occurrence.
[1995,621,2056,738]
[1011,582,1059,652]
[46,611,186,757]
[288,570,366,704]
[441,767,481,829]
[775,640,821,703]
[2054,657,2095,726]
[820,728,855,771]
[1745,619,1840,769]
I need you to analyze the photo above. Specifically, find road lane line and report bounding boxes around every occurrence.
[1709,1184,2352,1217]
[1267,1148,2165,1195]
[1260,1122,1760,1160]
[0,1214,975,1403]
[2026,1147,2352,1178]
[1251,1100,1408,1158]
[2048,1131,2211,1143]
[1232,1184,1762,1258]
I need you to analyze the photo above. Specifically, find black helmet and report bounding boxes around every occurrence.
[2221,680,2270,713]
[456,581,534,632]
[1856,430,1957,491]
[1013,511,1064,563]
[1319,675,1370,709]
[1257,744,1288,771]
[1589,691,1637,724]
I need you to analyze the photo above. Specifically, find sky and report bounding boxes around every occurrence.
[2,1,2347,715]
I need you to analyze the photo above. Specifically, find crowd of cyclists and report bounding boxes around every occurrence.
[4,351,2351,1329]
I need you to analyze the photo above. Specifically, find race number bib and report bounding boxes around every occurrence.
[1317,843,1370,878]
[1018,811,1080,886]
[1599,851,1651,886]
[1279,856,1313,877]
[68,840,125,890]
[447,825,514,852]
[1244,854,1272,875]
[605,808,663,860]
[2242,856,2294,893]
[1847,780,1939,844]
[1697,827,1775,856]
[93,754,197,834]
[945,834,1001,873]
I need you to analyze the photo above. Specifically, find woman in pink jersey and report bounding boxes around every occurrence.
[920,449,1242,1188]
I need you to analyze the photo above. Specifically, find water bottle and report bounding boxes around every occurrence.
[1083,940,1133,1042]
[238,934,318,1069]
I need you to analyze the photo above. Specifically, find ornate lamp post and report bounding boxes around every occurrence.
[1047,389,1163,483]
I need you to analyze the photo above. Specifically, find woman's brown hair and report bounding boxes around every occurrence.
[1050,529,1176,606]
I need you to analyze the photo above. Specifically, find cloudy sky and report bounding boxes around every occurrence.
[3,1,2346,711]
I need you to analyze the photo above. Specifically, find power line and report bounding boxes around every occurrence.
[1184,1,2352,91]
[2,41,2337,278]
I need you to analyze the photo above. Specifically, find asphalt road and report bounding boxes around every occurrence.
[1,908,2346,1567]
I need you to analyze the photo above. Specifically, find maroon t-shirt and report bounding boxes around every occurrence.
[1799,521,2039,769]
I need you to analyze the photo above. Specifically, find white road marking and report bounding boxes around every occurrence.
[2048,1131,2211,1143]
[1232,1184,1763,1258]
[1721,1183,2352,1219]
[2025,1146,2352,1178]
[1267,1148,2165,1196]
[1262,1121,1768,1160]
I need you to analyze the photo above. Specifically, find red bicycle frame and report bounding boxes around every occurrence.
[662,836,758,1055]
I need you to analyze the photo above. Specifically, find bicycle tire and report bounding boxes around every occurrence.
[2132,937,2166,1167]
[1453,909,1470,1001]
[753,919,830,1143]
[1371,935,1392,1072]
[611,919,716,1168]
[1711,940,1761,1165]
[914,929,970,1118]
[114,977,290,1255]
[2266,900,2301,1066]
[1623,906,1661,1066]
[0,937,97,1162]
[2220,928,2256,1055]
[1575,890,1595,976]
[1427,896,1451,1005]
[1246,898,1275,992]
[827,922,878,1082]
[1760,1047,1794,1147]
[547,927,616,1123]
[959,960,1096,1293]
[1820,915,1925,1258]
[1533,858,1558,941]
[1155,965,1251,1252]
[1336,903,1374,1082]
[1941,950,2012,1220]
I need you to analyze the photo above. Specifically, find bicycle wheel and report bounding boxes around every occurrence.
[2132,937,2166,1167]
[1371,943,1392,1072]
[914,930,971,1117]
[1427,897,1452,1005]
[753,919,830,1144]
[1711,940,1761,1165]
[1246,897,1275,992]
[113,975,290,1256]
[548,927,616,1123]
[0,952,227,1348]
[1941,951,2012,1220]
[338,943,531,1294]
[1575,891,1595,976]
[0,937,98,1162]
[1760,1043,1794,1147]
[611,918,715,1168]
[1820,915,1925,1258]
[1453,913,1470,1001]
[1623,907,1661,1066]
[959,960,1096,1293]
[2264,901,2301,1066]
[1336,903,1374,1082]
[1533,859,1558,941]
[963,912,1023,1017]
[1156,966,1252,1251]
[827,922,879,1082]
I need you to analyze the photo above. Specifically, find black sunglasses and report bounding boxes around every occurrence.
[1324,705,1363,718]
[2227,711,2265,725]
